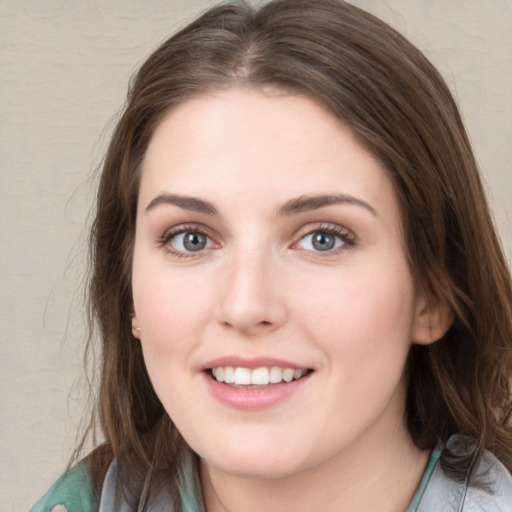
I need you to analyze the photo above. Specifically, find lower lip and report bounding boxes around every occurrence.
[203,372,312,410]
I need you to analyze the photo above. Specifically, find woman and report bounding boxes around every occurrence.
[31,0,512,510]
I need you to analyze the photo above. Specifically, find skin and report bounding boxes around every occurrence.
[131,89,450,512]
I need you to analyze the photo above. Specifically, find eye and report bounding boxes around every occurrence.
[295,227,353,253]
[173,231,210,252]
[160,227,215,255]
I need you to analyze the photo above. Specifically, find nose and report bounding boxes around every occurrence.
[214,249,287,336]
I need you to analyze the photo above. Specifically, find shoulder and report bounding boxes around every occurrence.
[418,437,512,511]
[464,449,512,511]
[29,461,98,512]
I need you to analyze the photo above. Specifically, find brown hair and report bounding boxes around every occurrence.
[82,0,512,504]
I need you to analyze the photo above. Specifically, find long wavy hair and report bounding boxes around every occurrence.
[81,0,512,506]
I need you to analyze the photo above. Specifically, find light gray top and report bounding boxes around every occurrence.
[416,438,512,511]
[98,437,512,512]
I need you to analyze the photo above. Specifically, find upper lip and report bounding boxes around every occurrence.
[202,356,310,371]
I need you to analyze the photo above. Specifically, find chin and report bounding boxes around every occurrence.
[187,425,302,477]
[205,456,304,481]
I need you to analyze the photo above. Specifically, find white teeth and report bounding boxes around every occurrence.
[251,367,269,385]
[224,366,235,384]
[212,366,308,385]
[234,367,251,385]
[282,368,294,382]
[269,366,282,383]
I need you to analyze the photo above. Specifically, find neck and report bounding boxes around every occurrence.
[200,426,430,512]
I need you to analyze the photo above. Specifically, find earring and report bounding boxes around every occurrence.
[136,327,141,333]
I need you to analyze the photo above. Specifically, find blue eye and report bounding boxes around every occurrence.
[297,229,348,252]
[169,231,211,252]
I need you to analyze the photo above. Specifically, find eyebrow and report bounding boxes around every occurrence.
[278,193,378,217]
[144,192,377,217]
[145,193,218,215]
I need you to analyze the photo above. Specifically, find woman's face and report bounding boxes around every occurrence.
[132,89,432,479]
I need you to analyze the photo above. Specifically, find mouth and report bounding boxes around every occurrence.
[208,366,313,388]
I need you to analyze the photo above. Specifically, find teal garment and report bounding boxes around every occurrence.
[29,458,198,512]
[29,452,437,512]
[406,444,442,511]
[29,461,98,512]
[29,438,512,511]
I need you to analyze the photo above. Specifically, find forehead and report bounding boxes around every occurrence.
[139,89,399,223]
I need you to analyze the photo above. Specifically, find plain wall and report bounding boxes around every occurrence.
[1,1,511,509]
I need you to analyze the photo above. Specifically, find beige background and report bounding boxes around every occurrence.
[1,1,511,509]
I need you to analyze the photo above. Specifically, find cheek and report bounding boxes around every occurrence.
[133,276,204,409]
[132,268,220,415]
[294,257,417,367]
[132,259,215,344]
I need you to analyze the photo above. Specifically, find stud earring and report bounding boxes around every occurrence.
[136,327,141,333]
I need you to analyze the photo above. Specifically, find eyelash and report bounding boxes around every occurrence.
[156,223,356,258]
[157,224,213,258]
[294,224,356,255]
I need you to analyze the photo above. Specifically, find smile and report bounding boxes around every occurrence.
[210,366,310,387]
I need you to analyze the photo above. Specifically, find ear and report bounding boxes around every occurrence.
[412,293,453,345]
[131,306,141,339]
